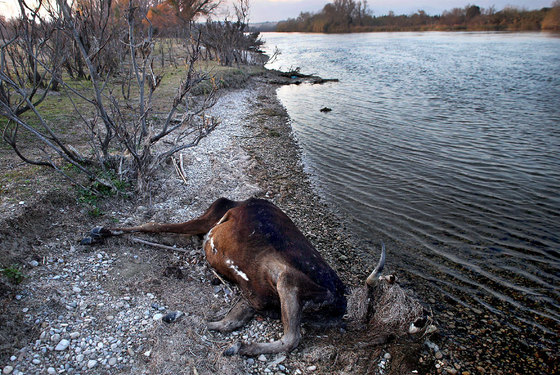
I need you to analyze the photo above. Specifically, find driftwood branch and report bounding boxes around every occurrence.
[129,236,189,253]
[172,155,188,186]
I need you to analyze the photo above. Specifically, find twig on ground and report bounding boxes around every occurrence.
[130,237,189,253]
[172,156,188,186]
[211,270,234,295]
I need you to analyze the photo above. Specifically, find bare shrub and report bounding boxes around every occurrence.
[199,0,266,66]
[0,0,219,195]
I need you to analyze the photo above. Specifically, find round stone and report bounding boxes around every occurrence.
[55,339,70,351]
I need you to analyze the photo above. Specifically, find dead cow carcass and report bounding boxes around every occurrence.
[82,197,419,355]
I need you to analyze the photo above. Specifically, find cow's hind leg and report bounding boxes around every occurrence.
[81,197,240,244]
[224,272,302,356]
[208,299,255,333]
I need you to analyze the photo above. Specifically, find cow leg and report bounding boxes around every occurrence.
[81,197,239,245]
[224,272,302,356]
[207,299,255,333]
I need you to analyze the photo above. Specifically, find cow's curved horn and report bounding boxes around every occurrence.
[366,242,386,286]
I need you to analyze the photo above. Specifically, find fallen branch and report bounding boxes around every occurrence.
[211,269,234,295]
[172,155,188,186]
[130,236,189,253]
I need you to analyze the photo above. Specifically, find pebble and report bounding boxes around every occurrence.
[47,368,56,375]
[2,366,13,374]
[108,357,117,366]
[435,351,443,359]
[162,311,183,323]
[384,352,391,360]
[29,260,39,267]
[269,355,286,366]
[55,339,70,351]
[9,357,16,362]
[307,365,317,371]
[87,359,98,369]
[258,354,267,362]
[153,313,164,321]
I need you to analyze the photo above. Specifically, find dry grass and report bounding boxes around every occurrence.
[347,281,426,341]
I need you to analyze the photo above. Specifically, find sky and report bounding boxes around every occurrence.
[0,0,555,22]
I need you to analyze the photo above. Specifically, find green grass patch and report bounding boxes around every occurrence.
[1,265,24,285]
[77,170,131,217]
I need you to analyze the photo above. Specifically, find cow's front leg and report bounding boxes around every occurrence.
[225,272,302,356]
[208,299,255,333]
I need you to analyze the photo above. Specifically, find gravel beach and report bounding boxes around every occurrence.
[1,72,522,375]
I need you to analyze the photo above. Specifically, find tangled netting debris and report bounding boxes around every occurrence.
[347,280,428,341]
[371,281,425,334]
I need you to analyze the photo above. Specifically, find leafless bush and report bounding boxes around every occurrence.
[0,0,218,196]
[199,0,266,66]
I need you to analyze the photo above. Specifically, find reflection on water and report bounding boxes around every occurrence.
[263,32,560,339]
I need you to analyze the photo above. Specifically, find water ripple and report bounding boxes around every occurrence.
[264,32,560,336]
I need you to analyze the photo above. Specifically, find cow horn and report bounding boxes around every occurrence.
[366,242,386,286]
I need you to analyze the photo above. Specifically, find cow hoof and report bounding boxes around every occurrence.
[80,235,105,245]
[223,341,242,356]
[91,226,110,238]
[80,236,95,245]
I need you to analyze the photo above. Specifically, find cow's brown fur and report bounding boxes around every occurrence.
[86,198,347,355]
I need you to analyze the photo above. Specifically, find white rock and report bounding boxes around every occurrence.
[269,355,286,366]
[9,357,16,362]
[76,354,84,362]
[2,366,13,374]
[108,357,117,366]
[29,260,39,267]
[87,359,98,369]
[153,313,164,321]
[32,359,41,365]
[47,368,56,375]
[70,332,80,339]
[258,354,267,362]
[55,339,70,351]
[72,286,82,293]
[307,365,317,371]
[384,352,392,360]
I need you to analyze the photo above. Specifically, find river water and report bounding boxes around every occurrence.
[262,32,560,343]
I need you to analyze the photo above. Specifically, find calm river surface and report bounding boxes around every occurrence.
[262,32,560,341]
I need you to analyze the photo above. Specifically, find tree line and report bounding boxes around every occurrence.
[275,0,560,33]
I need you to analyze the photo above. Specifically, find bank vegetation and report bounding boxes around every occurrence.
[0,0,267,198]
[276,0,560,33]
